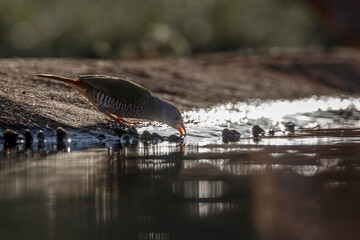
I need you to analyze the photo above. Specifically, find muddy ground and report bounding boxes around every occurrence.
[0,48,359,130]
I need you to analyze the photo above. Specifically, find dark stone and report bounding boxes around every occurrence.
[96,134,106,139]
[151,132,164,141]
[141,130,152,140]
[120,134,138,147]
[167,134,184,142]
[113,126,128,137]
[127,127,139,137]
[252,125,265,137]
[120,134,132,145]
[56,127,67,139]
[4,129,19,148]
[284,122,296,132]
[37,130,45,140]
[268,129,275,136]
[222,128,241,143]
[24,129,33,142]
[24,129,33,148]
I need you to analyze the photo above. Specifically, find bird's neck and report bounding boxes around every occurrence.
[151,97,169,123]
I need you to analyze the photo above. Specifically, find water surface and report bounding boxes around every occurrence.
[1,96,360,240]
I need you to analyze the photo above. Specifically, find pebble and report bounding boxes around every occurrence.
[284,122,296,132]
[24,129,33,148]
[24,129,33,143]
[252,125,265,137]
[268,129,275,136]
[37,130,45,140]
[56,127,67,139]
[127,127,139,137]
[4,129,19,147]
[167,134,183,142]
[120,134,132,145]
[120,134,138,146]
[113,126,128,137]
[151,133,164,141]
[141,130,152,140]
[222,128,241,143]
[96,134,106,140]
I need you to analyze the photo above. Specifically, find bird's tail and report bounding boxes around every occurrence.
[35,74,84,87]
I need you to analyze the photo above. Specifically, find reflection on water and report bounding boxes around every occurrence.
[1,95,360,239]
[172,181,227,199]
[0,134,360,240]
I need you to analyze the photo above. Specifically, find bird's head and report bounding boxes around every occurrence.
[153,97,186,137]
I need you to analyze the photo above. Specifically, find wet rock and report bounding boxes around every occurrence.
[222,128,241,143]
[4,129,19,148]
[141,130,152,141]
[167,134,184,142]
[96,134,106,140]
[37,130,45,140]
[120,134,138,146]
[268,129,275,136]
[140,130,164,142]
[127,127,139,137]
[24,129,33,148]
[56,127,67,139]
[113,126,128,137]
[284,122,296,132]
[120,134,132,145]
[252,125,265,137]
[24,129,33,142]
[151,133,164,141]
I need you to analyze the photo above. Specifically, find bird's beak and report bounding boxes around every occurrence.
[176,124,186,138]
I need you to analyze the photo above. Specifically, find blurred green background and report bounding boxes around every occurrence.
[0,0,349,58]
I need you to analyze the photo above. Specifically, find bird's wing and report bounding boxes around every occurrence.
[78,75,152,103]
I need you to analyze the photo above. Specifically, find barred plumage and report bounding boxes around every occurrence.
[89,88,152,119]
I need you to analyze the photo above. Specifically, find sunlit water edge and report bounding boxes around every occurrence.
[0,95,359,153]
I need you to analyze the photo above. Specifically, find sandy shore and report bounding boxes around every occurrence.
[0,48,359,130]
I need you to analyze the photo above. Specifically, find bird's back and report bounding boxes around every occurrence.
[78,75,152,103]
[79,75,155,119]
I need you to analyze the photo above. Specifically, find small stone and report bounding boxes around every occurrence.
[252,125,265,137]
[56,127,67,139]
[222,128,241,143]
[37,130,45,140]
[120,134,132,145]
[113,126,127,137]
[120,134,138,146]
[4,129,19,148]
[24,129,33,143]
[268,129,275,136]
[284,122,296,132]
[141,130,152,140]
[151,132,164,141]
[167,134,183,142]
[24,129,33,148]
[96,134,106,139]
[127,127,139,137]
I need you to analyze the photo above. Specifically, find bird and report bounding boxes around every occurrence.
[34,74,186,137]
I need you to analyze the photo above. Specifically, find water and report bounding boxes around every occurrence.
[1,96,360,240]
